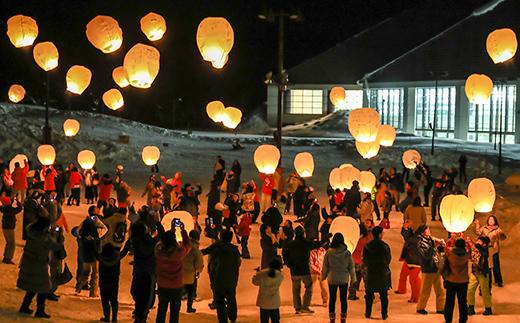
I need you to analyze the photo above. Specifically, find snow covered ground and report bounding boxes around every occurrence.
[0,104,519,322]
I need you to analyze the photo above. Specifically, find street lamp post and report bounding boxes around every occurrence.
[428,71,448,155]
[43,72,51,144]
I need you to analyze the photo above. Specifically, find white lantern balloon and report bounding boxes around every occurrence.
[440,194,475,233]
[37,144,56,166]
[63,118,80,137]
[355,140,380,159]
[402,149,421,169]
[142,146,161,166]
[330,216,360,252]
[359,171,376,193]
[77,150,96,170]
[339,163,353,169]
[293,152,314,178]
[9,154,28,174]
[161,210,195,242]
[377,125,396,147]
[467,178,495,213]
[254,145,280,175]
[329,168,343,190]
[341,165,361,189]
[348,108,380,143]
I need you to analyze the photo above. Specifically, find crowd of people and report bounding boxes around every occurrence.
[0,153,509,323]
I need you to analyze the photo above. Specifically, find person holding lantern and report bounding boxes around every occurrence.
[1,194,22,264]
[11,160,29,202]
[474,216,507,288]
[467,236,493,316]
[67,167,83,207]
[396,220,422,303]
[259,173,274,214]
[442,238,470,323]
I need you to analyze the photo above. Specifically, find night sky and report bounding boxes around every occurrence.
[1,0,435,129]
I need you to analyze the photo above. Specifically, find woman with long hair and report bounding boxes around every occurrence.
[252,257,284,323]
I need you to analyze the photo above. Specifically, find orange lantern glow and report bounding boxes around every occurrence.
[329,168,343,190]
[196,17,234,68]
[37,144,56,166]
[66,65,92,95]
[440,194,475,233]
[339,163,353,169]
[123,43,160,88]
[33,42,59,71]
[294,152,314,178]
[142,146,161,166]
[330,216,360,252]
[211,54,229,69]
[63,119,80,137]
[112,66,129,88]
[77,150,96,170]
[7,15,38,48]
[465,74,493,105]
[341,165,361,189]
[140,12,167,41]
[402,149,421,169]
[86,15,123,54]
[222,107,242,129]
[359,171,376,193]
[161,211,195,241]
[254,145,280,175]
[355,140,380,159]
[329,87,346,108]
[377,124,396,147]
[102,89,124,110]
[348,108,380,143]
[206,100,226,122]
[8,84,25,103]
[486,28,517,64]
[467,177,495,213]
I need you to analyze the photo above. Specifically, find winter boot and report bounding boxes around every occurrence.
[19,305,33,315]
[483,308,493,316]
[340,312,347,323]
[329,312,335,323]
[468,305,476,315]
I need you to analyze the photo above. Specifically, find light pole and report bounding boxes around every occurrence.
[43,72,52,144]
[428,71,448,155]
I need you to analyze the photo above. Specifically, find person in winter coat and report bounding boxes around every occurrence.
[84,168,95,204]
[348,223,371,300]
[76,216,103,297]
[206,175,221,218]
[310,246,328,307]
[1,195,22,264]
[97,174,113,210]
[285,172,300,214]
[183,230,204,313]
[230,160,242,193]
[114,180,131,209]
[155,228,191,323]
[261,224,280,269]
[101,208,130,249]
[54,165,67,204]
[237,212,252,258]
[98,244,123,322]
[17,216,62,318]
[474,215,507,287]
[357,192,374,223]
[214,156,226,185]
[42,165,57,195]
[396,221,422,303]
[292,178,306,218]
[67,167,82,206]
[403,197,427,232]
[252,257,284,323]
[443,238,470,323]
[467,236,492,316]
[363,226,391,320]
[300,203,320,241]
[12,160,29,201]
[259,173,274,213]
[343,181,361,217]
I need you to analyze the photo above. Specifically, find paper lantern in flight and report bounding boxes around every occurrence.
[7,15,38,48]
[66,65,92,95]
[112,66,129,88]
[211,54,229,69]
[440,194,475,233]
[140,12,167,41]
[123,43,160,89]
[329,86,346,108]
[377,124,396,147]
[355,140,380,159]
[196,17,234,68]
[142,146,161,166]
[348,108,380,143]
[8,84,25,103]
[161,210,195,241]
[254,144,280,175]
[294,152,314,178]
[77,150,96,169]
[206,100,226,122]
[465,74,493,105]
[467,177,495,213]
[222,107,242,129]
[402,149,421,169]
[329,168,343,190]
[9,154,28,174]
[37,144,56,166]
[330,216,360,252]
[359,171,376,193]
[63,119,80,137]
[486,28,517,64]
[33,42,59,71]
[102,89,124,110]
[339,163,353,169]
[341,165,361,189]
[86,15,123,54]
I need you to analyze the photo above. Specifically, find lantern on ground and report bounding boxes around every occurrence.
[196,17,234,68]
[7,15,38,48]
[37,144,56,166]
[222,107,242,129]
[486,28,517,64]
[140,12,167,41]
[467,178,495,213]
[206,100,226,122]
[355,140,380,159]
[254,145,280,175]
[86,16,123,54]
[9,154,28,174]
[123,43,160,89]
[348,108,380,143]
[112,66,129,88]
[294,152,314,178]
[33,42,59,71]
[329,87,346,109]
[8,84,25,103]
[63,119,80,137]
[377,125,396,147]
[402,149,421,169]
[66,65,92,95]
[142,146,161,166]
[77,150,96,170]
[341,165,361,189]
[161,211,195,241]
[102,89,124,110]
[440,194,475,233]
[330,216,360,252]
[359,171,376,193]
[465,74,493,105]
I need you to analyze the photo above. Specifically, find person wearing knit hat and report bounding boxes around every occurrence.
[468,236,493,316]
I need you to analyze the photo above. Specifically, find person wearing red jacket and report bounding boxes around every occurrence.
[237,212,252,259]
[67,167,83,206]
[43,165,57,194]
[259,173,274,214]
[97,174,113,210]
[348,224,372,300]
[11,160,29,201]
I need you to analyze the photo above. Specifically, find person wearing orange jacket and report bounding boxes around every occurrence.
[67,167,82,206]
[42,166,57,195]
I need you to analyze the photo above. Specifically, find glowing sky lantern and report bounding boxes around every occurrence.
[359,171,376,193]
[7,15,38,48]
[465,74,493,105]
[486,28,517,64]
[112,66,129,88]
[33,42,59,71]
[102,89,124,110]
[440,194,475,233]
[254,145,280,175]
[66,65,92,95]
[355,140,380,159]
[63,119,80,137]
[377,124,396,147]
[142,146,161,166]
[196,17,234,68]
[37,144,56,166]
[467,178,496,213]
[348,108,380,143]
[329,86,346,108]
[402,149,421,169]
[8,84,25,103]
[211,53,229,69]
[123,43,160,89]
[140,12,167,41]
[294,152,314,178]
[329,168,343,190]
[330,216,360,252]
[222,107,242,129]
[206,100,226,122]
[9,154,28,174]
[86,15,123,54]
[341,165,361,189]
[339,163,353,169]
[161,211,195,242]
[77,150,96,170]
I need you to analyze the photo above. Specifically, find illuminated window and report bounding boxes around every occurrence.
[287,89,323,114]
[332,90,363,111]
[369,88,404,129]
[415,87,456,138]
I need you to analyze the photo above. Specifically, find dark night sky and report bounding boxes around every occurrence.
[0,0,426,129]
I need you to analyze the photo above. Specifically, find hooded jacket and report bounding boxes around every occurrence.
[252,269,284,310]
[322,244,356,285]
[417,234,439,273]
[182,239,204,285]
[155,231,191,289]
[445,248,470,283]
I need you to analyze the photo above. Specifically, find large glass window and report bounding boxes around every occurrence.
[415,87,456,138]
[468,85,516,144]
[287,89,323,115]
[368,88,404,129]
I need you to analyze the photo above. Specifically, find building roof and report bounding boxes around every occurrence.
[287,0,492,85]
[361,0,520,83]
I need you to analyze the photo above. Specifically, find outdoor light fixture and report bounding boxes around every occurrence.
[402,149,421,169]
[348,108,380,143]
[86,15,123,54]
[77,150,96,170]
[293,152,314,178]
[6,15,38,48]
[66,65,92,95]
[377,125,396,147]
[440,194,475,233]
[196,17,234,69]
[112,66,129,88]
[123,43,160,88]
[359,171,376,193]
[63,119,80,137]
[140,12,167,41]
[467,177,496,213]
[102,88,124,110]
[486,28,518,64]
[355,140,380,159]
[206,100,226,122]
[222,107,242,129]
[330,216,360,252]
[37,144,56,165]
[142,145,161,166]
[33,42,59,71]
[329,86,346,109]
[465,73,493,104]
[254,144,280,175]
[8,84,25,103]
